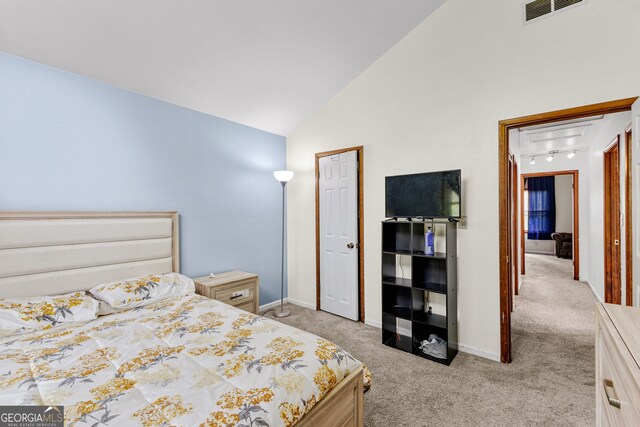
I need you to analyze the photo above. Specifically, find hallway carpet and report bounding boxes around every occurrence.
[270,253,596,426]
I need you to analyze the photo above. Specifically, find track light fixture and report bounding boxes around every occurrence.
[524,149,574,164]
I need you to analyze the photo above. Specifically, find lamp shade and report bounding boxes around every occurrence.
[274,170,294,183]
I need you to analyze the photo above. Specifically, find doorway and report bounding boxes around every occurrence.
[520,170,579,281]
[315,146,364,321]
[604,136,621,304]
[498,97,638,363]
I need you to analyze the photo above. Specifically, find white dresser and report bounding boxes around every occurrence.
[595,303,640,426]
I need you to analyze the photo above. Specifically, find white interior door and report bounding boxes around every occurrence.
[319,150,359,320]
[632,98,640,307]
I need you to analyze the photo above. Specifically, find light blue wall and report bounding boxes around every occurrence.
[0,52,287,305]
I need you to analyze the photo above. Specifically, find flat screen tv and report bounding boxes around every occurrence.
[385,169,461,219]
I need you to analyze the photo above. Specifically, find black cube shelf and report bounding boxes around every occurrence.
[381,220,458,365]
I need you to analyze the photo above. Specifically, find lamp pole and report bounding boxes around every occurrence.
[273,171,293,318]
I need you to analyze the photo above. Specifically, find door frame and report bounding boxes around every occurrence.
[604,136,622,304]
[315,146,365,322]
[520,170,580,281]
[512,155,519,297]
[498,97,638,363]
[508,154,514,312]
[626,128,633,306]
[507,153,519,308]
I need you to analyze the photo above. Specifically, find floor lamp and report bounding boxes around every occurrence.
[273,170,294,318]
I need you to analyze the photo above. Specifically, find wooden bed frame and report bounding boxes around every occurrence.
[0,211,364,426]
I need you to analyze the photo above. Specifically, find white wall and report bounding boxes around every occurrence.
[286,0,640,361]
[587,112,632,302]
[555,175,574,233]
[520,151,590,277]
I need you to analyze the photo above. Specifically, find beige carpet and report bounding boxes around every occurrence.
[270,253,596,426]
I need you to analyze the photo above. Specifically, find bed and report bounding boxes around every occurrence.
[0,211,367,427]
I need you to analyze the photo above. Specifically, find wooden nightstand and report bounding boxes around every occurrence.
[193,271,259,314]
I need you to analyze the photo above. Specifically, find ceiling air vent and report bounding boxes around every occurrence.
[555,0,583,10]
[525,0,552,22]
[523,0,585,24]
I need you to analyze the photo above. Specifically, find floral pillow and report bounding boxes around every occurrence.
[89,272,195,313]
[0,292,99,331]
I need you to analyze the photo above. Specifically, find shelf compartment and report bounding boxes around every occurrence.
[382,222,411,253]
[382,286,412,320]
[384,333,413,353]
[382,249,412,256]
[383,249,446,259]
[412,310,447,329]
[382,252,412,287]
[411,222,447,255]
[382,277,411,288]
[382,314,412,352]
[410,251,447,259]
[411,321,450,365]
[413,282,447,294]
[412,256,447,293]
[412,288,447,328]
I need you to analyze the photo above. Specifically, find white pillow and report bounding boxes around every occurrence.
[0,292,99,331]
[89,272,195,313]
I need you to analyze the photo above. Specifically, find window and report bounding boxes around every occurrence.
[526,176,556,240]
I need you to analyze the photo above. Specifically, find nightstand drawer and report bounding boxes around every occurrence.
[215,285,255,306]
[235,301,255,313]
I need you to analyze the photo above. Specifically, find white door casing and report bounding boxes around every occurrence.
[319,151,359,320]
[632,98,640,308]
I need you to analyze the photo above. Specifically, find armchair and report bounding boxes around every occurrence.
[551,232,572,259]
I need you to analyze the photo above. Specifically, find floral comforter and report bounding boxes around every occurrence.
[0,294,368,427]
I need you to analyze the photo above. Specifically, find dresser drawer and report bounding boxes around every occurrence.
[597,306,640,426]
[214,283,255,306]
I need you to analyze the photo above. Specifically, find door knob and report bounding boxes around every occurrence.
[614,240,620,246]
[347,242,355,249]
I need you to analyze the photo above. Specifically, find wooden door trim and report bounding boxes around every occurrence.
[315,146,365,322]
[604,136,622,304]
[520,170,580,281]
[498,96,638,363]
[626,129,633,306]
[520,174,526,276]
[513,159,519,296]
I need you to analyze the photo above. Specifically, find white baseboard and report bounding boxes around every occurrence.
[586,281,603,303]
[457,343,500,362]
[364,319,381,328]
[286,298,316,310]
[260,297,317,313]
[259,298,289,312]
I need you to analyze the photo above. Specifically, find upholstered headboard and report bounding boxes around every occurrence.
[0,212,179,298]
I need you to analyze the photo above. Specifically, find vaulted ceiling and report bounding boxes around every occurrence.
[0,0,445,136]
